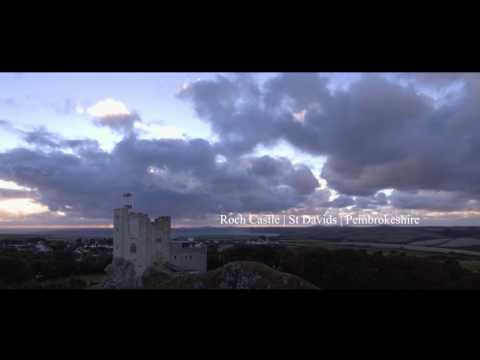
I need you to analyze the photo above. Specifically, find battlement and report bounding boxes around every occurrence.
[113,200,206,276]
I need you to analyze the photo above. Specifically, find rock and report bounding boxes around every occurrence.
[96,258,140,289]
[140,262,176,288]
[146,261,319,289]
[97,260,318,290]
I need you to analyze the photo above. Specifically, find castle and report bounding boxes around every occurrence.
[113,194,207,276]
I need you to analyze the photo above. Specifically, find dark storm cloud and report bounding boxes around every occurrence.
[8,126,102,155]
[22,127,63,148]
[389,190,476,212]
[0,134,319,221]
[179,73,435,164]
[0,123,67,149]
[329,195,355,208]
[0,122,63,148]
[178,74,281,156]
[179,73,480,207]
[178,73,332,156]
[248,156,318,195]
[352,192,388,210]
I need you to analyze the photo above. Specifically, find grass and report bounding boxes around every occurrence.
[76,273,107,287]
[42,273,107,288]
[460,260,480,273]
[283,239,480,261]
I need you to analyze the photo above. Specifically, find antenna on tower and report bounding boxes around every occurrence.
[123,193,133,209]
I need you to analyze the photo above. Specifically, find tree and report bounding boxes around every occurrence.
[0,255,34,286]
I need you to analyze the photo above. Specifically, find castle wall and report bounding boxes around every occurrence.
[113,206,206,276]
[152,216,171,264]
[169,242,207,273]
[113,208,129,259]
[125,213,151,275]
[113,208,153,275]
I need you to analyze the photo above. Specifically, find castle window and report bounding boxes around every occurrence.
[174,256,177,260]
[130,243,137,254]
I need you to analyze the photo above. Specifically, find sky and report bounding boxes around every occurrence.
[0,72,479,228]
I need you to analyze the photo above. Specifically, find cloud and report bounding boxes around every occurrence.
[299,189,355,210]
[0,188,33,200]
[22,127,63,148]
[0,198,49,217]
[4,73,480,224]
[178,73,480,208]
[94,113,141,133]
[397,73,469,89]
[8,126,102,157]
[86,98,140,133]
[352,192,389,210]
[0,133,319,223]
[0,179,30,191]
[0,119,13,130]
[389,190,477,212]
[87,98,130,118]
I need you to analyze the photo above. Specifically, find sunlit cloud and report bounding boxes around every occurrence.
[0,198,49,217]
[292,109,307,124]
[87,98,131,118]
[0,179,30,191]
[179,82,192,93]
[0,180,47,219]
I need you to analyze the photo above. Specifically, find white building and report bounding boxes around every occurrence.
[34,241,51,253]
[113,194,207,276]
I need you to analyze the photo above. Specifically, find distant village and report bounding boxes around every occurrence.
[0,234,281,258]
[0,237,113,260]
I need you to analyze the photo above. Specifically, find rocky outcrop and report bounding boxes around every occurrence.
[140,262,178,287]
[96,258,140,289]
[147,261,319,289]
[98,260,318,289]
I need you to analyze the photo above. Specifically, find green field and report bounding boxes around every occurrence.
[460,260,480,273]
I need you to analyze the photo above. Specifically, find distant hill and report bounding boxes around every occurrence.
[4,226,480,252]
[171,227,279,239]
[0,227,279,240]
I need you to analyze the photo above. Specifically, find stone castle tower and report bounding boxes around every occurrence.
[113,193,207,276]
